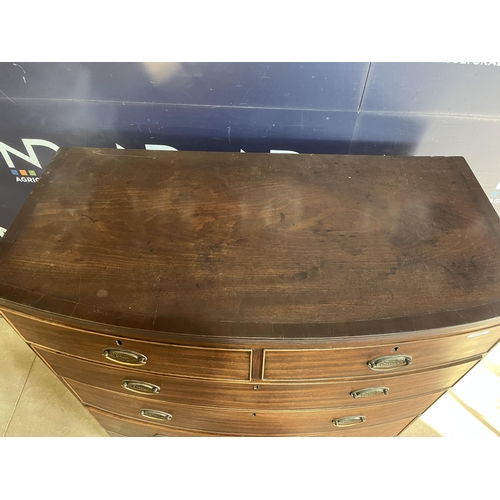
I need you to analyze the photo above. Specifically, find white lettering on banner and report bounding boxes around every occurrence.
[450,62,500,66]
[118,145,298,154]
[145,144,178,151]
[15,177,39,183]
[489,180,500,204]
[241,149,300,154]
[116,143,179,151]
[0,139,59,169]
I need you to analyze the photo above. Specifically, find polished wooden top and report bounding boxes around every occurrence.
[0,148,499,338]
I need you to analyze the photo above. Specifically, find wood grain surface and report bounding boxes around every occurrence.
[0,149,499,338]
[69,378,441,436]
[262,327,500,380]
[36,346,480,410]
[5,312,251,381]
[87,406,417,437]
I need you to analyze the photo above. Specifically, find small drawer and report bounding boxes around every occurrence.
[67,379,444,436]
[36,346,480,410]
[88,407,417,437]
[262,327,500,380]
[4,311,251,381]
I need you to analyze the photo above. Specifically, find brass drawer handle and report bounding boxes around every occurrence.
[122,380,160,395]
[140,409,172,421]
[102,348,147,366]
[350,387,389,399]
[367,355,412,371]
[333,415,366,427]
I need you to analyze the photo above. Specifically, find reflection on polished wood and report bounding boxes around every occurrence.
[0,149,499,436]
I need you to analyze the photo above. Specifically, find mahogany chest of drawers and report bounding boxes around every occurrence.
[1,148,500,437]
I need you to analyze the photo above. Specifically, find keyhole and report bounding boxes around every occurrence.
[392,346,399,352]
[252,413,257,417]
[116,340,123,346]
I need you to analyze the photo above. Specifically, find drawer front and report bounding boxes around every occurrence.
[4,312,251,381]
[88,407,417,437]
[263,327,500,380]
[36,346,480,410]
[88,407,222,437]
[67,379,443,436]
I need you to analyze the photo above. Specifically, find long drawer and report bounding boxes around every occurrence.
[36,346,481,410]
[263,327,500,380]
[4,312,252,381]
[88,407,418,437]
[67,379,443,436]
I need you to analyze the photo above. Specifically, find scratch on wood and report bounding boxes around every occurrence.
[80,214,96,223]
[92,150,156,159]
[31,294,46,308]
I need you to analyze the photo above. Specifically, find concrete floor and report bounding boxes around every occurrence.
[1,317,499,437]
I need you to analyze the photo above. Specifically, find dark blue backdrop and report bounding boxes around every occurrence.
[1,62,499,235]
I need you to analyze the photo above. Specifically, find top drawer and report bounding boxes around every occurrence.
[263,326,500,380]
[3,312,251,381]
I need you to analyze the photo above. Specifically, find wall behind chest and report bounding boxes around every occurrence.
[1,61,499,235]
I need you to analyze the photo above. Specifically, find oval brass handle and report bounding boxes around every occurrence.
[122,380,160,395]
[333,415,366,427]
[367,355,412,371]
[350,387,389,399]
[140,409,172,421]
[102,348,147,366]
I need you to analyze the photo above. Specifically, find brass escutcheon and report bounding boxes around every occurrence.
[333,415,366,427]
[122,380,160,394]
[367,355,412,371]
[140,409,172,421]
[350,387,389,399]
[102,348,147,366]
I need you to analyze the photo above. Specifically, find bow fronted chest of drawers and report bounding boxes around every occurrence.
[1,148,500,436]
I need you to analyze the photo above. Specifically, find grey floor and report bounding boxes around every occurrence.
[1,317,499,437]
